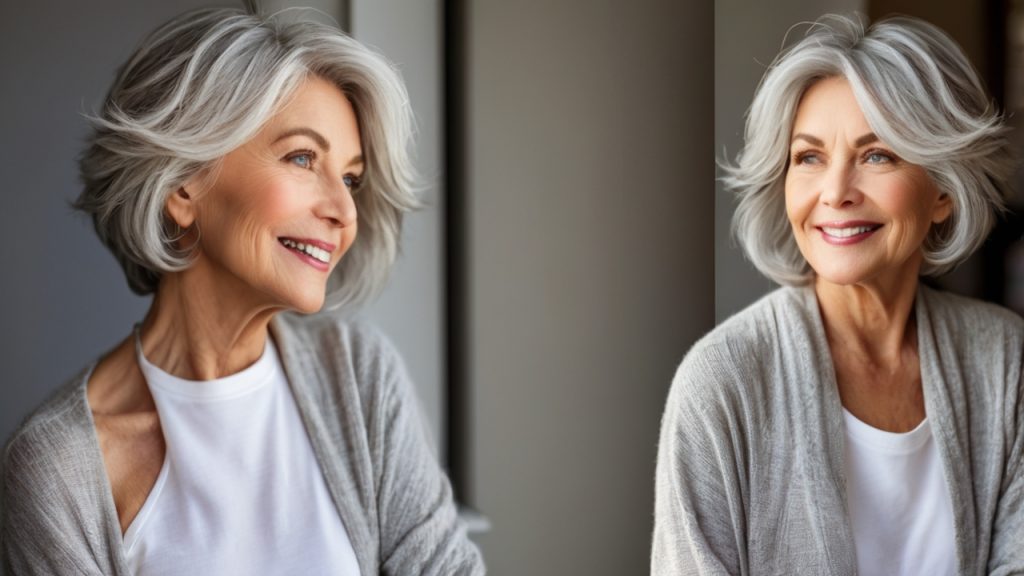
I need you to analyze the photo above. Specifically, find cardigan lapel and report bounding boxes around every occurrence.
[915,285,974,576]
[76,367,134,576]
[269,314,377,575]
[794,285,859,575]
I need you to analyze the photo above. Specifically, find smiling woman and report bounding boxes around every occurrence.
[784,77,953,291]
[653,14,1024,576]
[0,5,483,575]
[165,77,363,316]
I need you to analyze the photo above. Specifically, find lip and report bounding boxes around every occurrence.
[279,237,337,252]
[814,220,883,246]
[278,236,335,272]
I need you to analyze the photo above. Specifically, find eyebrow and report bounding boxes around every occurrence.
[853,132,879,147]
[273,127,330,152]
[790,132,879,148]
[791,133,823,147]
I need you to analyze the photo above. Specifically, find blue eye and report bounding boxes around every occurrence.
[343,174,363,193]
[793,151,821,165]
[287,151,314,169]
[864,150,895,164]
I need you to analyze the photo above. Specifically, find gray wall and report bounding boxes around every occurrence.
[351,0,447,457]
[463,1,715,574]
[1,0,212,463]
[714,0,866,322]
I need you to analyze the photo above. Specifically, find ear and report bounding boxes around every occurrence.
[932,192,953,225]
[165,179,200,229]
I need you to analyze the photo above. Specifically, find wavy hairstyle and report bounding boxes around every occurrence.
[75,5,418,309]
[720,14,1014,285]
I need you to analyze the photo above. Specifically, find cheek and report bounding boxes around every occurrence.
[783,176,809,229]
[202,180,298,261]
[249,182,301,230]
[879,178,938,233]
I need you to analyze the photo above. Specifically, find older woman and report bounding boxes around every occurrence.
[653,14,1023,576]
[1,6,483,575]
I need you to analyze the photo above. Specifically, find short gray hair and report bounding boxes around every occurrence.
[75,6,418,309]
[721,14,1014,285]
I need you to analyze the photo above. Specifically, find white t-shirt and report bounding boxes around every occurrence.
[842,408,956,576]
[124,330,360,575]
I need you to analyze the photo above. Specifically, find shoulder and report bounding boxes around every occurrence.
[919,287,1023,403]
[3,369,97,524]
[273,311,403,378]
[673,287,806,393]
[271,311,409,419]
[4,370,95,476]
[667,286,809,421]
[921,286,1024,347]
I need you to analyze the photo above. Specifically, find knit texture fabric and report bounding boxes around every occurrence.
[652,285,1024,576]
[2,313,484,575]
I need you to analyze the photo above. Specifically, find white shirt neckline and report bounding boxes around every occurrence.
[133,325,277,402]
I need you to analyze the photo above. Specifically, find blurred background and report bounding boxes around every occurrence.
[717,0,1024,321]
[0,0,712,574]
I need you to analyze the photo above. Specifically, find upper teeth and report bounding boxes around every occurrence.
[822,226,876,238]
[281,238,330,263]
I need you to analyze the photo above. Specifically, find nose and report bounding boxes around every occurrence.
[820,161,861,208]
[316,180,358,229]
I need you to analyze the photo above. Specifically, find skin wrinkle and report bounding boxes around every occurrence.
[147,75,362,381]
[785,77,953,432]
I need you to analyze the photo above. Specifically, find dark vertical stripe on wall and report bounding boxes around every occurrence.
[981,0,1012,305]
[339,0,351,35]
[443,0,469,503]
[985,0,1006,108]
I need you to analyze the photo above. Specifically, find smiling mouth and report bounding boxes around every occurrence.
[819,224,882,239]
[815,223,883,245]
[279,238,331,264]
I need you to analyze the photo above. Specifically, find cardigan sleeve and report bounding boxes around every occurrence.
[652,349,748,576]
[986,353,1024,574]
[371,338,485,576]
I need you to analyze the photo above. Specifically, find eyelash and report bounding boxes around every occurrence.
[343,174,363,193]
[286,150,316,169]
[792,151,820,165]
[862,148,897,164]
[790,148,898,166]
[285,149,363,192]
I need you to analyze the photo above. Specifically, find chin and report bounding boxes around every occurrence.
[293,298,326,315]
[812,263,884,287]
[280,288,327,315]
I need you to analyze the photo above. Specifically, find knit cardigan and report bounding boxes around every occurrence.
[2,312,485,575]
[652,284,1024,575]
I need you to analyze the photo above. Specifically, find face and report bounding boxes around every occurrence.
[168,76,363,314]
[784,76,951,288]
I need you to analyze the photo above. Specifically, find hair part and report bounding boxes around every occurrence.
[75,6,418,309]
[720,14,1014,285]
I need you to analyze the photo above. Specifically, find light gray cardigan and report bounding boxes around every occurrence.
[1,313,485,575]
[652,285,1024,576]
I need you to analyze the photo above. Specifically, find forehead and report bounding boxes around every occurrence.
[791,76,872,136]
[264,76,362,151]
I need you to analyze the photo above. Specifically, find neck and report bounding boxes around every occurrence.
[140,267,282,381]
[814,263,921,366]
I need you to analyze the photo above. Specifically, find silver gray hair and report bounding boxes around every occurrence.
[75,6,418,309]
[721,14,1014,285]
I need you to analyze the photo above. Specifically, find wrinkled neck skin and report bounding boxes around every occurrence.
[814,253,922,368]
[140,264,283,381]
